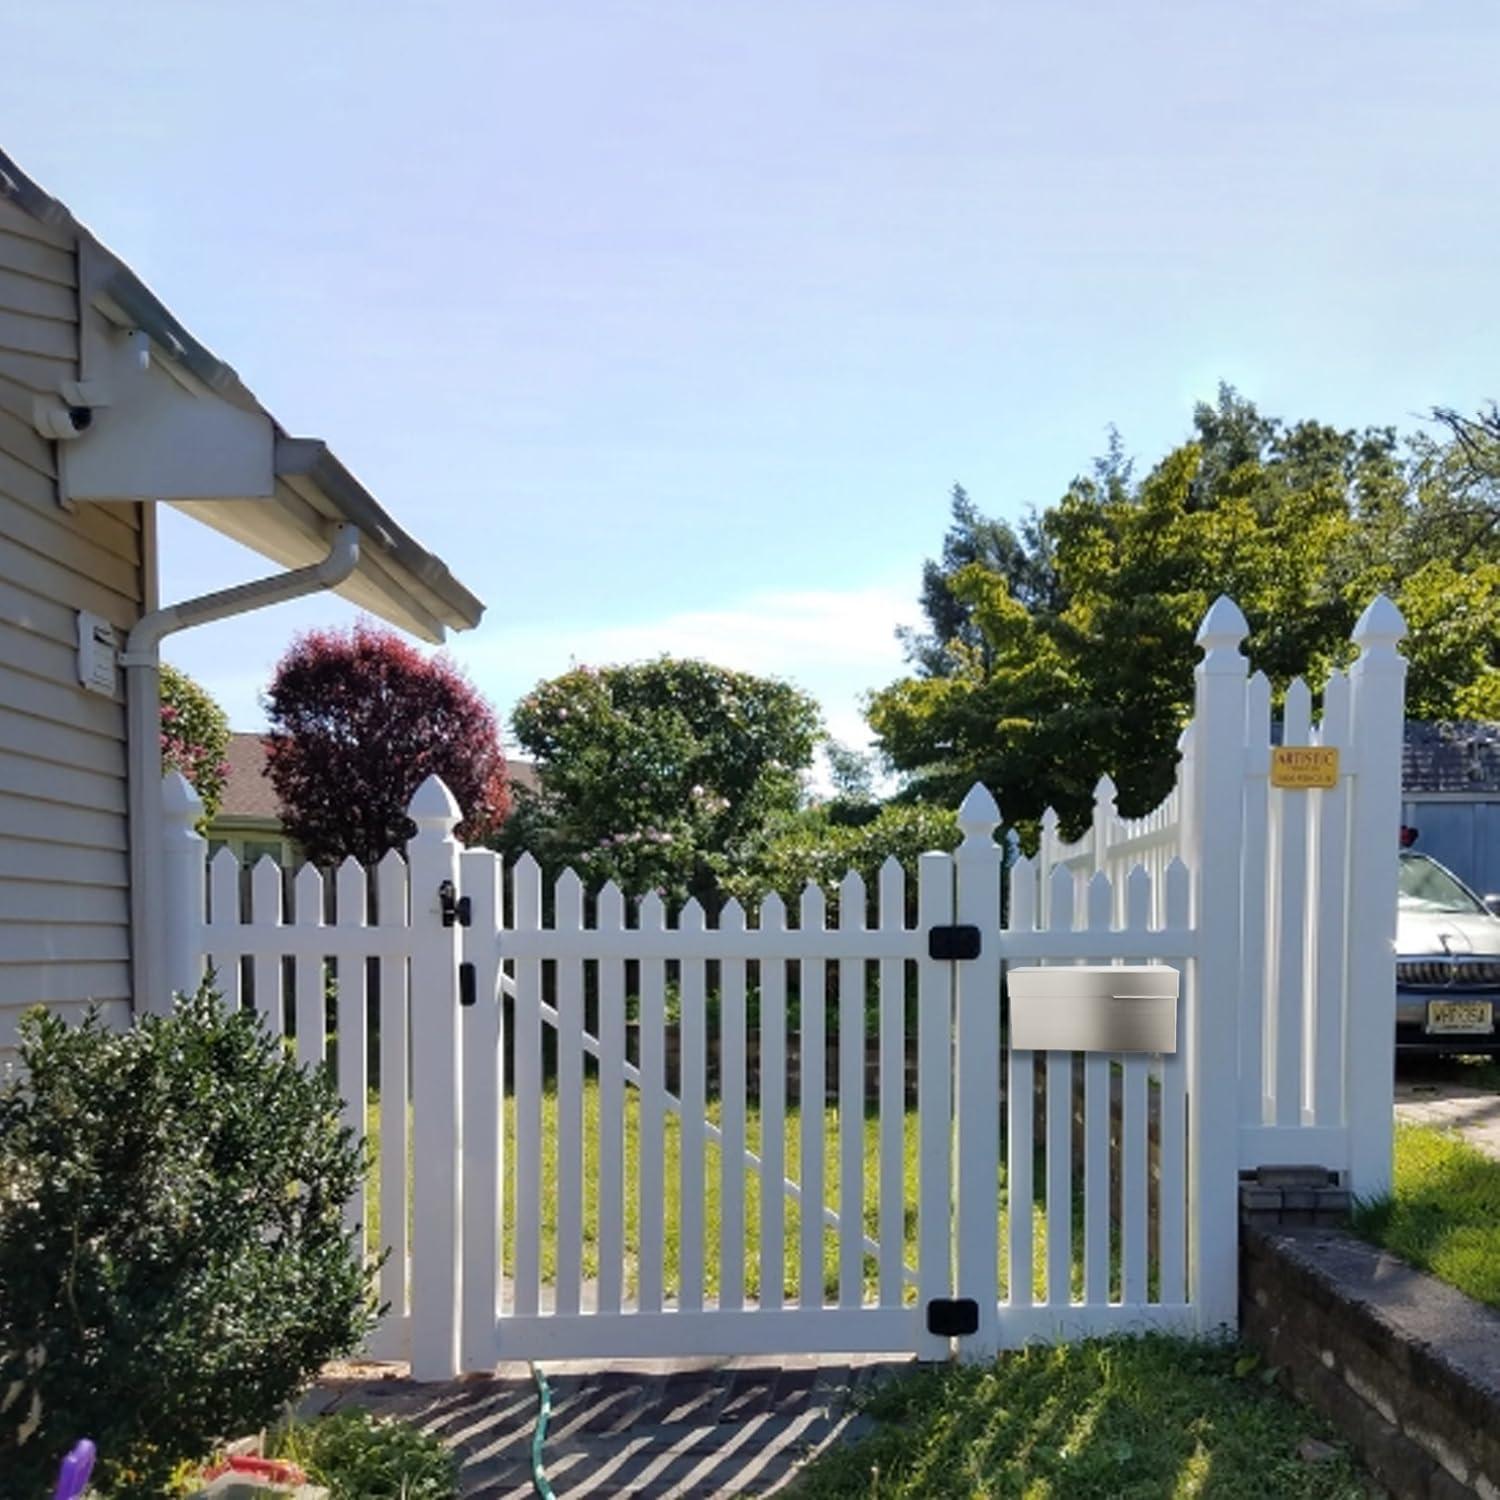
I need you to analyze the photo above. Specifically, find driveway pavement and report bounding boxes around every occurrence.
[305,1354,909,1498]
[1394,1057,1500,1160]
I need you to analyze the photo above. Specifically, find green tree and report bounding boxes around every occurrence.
[160,662,230,825]
[501,659,822,904]
[871,388,1500,841]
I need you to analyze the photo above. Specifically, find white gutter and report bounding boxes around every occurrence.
[122,523,361,1013]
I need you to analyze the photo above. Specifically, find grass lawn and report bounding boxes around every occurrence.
[1351,1121,1500,1309]
[363,1079,1125,1305]
[785,1334,1368,1499]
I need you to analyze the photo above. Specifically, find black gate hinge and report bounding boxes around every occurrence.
[926,1298,980,1337]
[438,879,471,928]
[928,924,981,961]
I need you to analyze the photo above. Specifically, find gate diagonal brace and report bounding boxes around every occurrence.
[928,924,981,961]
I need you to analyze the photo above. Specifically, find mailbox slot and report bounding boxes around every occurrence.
[1007,964,1179,1054]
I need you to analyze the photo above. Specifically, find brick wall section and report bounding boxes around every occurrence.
[1241,1225,1500,1498]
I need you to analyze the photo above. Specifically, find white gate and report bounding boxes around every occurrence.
[161,593,1408,1379]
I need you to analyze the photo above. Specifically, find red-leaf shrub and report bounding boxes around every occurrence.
[264,621,509,864]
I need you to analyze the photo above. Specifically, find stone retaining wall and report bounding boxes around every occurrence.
[1241,1225,1500,1498]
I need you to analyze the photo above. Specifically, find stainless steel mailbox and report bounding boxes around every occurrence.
[1007,965,1179,1054]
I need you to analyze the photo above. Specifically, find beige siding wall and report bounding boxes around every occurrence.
[0,197,137,1047]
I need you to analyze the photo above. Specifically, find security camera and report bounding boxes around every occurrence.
[32,382,109,442]
[32,398,94,440]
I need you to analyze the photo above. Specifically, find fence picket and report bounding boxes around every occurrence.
[293,864,324,1070]
[759,894,788,1312]
[208,847,242,1011]
[799,882,828,1311]
[916,851,954,1357]
[877,857,906,1310]
[461,849,502,1366]
[376,850,410,1324]
[1241,672,1272,1126]
[1083,871,1112,1305]
[554,871,586,1318]
[1121,865,1152,1307]
[1271,677,1312,1125]
[838,871,866,1309]
[1159,858,1190,1304]
[250,856,282,1038]
[335,857,368,1252]
[1312,672,1351,1127]
[596,883,627,1316]
[512,855,544,1320]
[679,898,708,1314]
[719,898,748,1312]
[639,892,667,1314]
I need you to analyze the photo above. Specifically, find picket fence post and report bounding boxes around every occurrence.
[1190,596,1248,1332]
[161,771,207,1009]
[954,783,1002,1354]
[1344,596,1408,1200]
[407,776,464,1380]
[1090,774,1116,876]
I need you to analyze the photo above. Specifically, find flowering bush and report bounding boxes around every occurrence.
[160,663,230,826]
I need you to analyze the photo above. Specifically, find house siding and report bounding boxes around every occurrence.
[0,196,138,1049]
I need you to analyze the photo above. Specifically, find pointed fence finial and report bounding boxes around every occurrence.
[1351,593,1407,651]
[161,770,204,833]
[408,774,461,830]
[1196,594,1248,648]
[1195,595,1249,677]
[1094,773,1117,805]
[957,782,1001,847]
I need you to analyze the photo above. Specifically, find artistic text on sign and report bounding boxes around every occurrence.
[1271,746,1339,790]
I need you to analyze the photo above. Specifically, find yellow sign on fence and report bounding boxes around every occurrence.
[1271,746,1340,790]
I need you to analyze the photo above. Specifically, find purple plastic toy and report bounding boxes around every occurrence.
[53,1438,96,1500]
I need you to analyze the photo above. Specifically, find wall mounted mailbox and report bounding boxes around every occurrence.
[1008,965,1179,1054]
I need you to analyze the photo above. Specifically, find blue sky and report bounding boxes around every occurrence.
[6,2,1498,759]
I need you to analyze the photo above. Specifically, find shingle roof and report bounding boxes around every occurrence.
[216,733,541,822]
[219,733,280,821]
[1404,721,1500,796]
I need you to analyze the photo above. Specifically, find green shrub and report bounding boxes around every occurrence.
[270,1409,457,1500]
[720,801,962,916]
[0,987,378,1497]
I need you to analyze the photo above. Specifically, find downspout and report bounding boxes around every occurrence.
[122,522,361,1013]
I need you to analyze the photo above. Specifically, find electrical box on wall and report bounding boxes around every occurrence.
[76,611,118,696]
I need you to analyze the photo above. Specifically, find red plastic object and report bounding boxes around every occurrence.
[201,1454,309,1485]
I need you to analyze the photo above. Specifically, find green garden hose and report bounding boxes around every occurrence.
[529,1361,556,1499]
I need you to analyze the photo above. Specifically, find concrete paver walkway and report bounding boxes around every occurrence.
[306,1355,910,1498]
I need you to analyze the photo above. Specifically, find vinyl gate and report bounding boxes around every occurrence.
[161,593,1408,1379]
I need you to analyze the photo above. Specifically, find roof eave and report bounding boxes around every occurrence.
[0,147,486,641]
[274,438,484,634]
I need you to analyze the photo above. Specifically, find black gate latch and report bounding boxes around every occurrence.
[438,879,471,928]
[459,962,477,1007]
[928,924,981,961]
[926,1298,980,1337]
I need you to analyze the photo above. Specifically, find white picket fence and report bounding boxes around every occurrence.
[158,593,1407,1379]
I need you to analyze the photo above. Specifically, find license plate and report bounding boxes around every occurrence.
[1426,999,1495,1034]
